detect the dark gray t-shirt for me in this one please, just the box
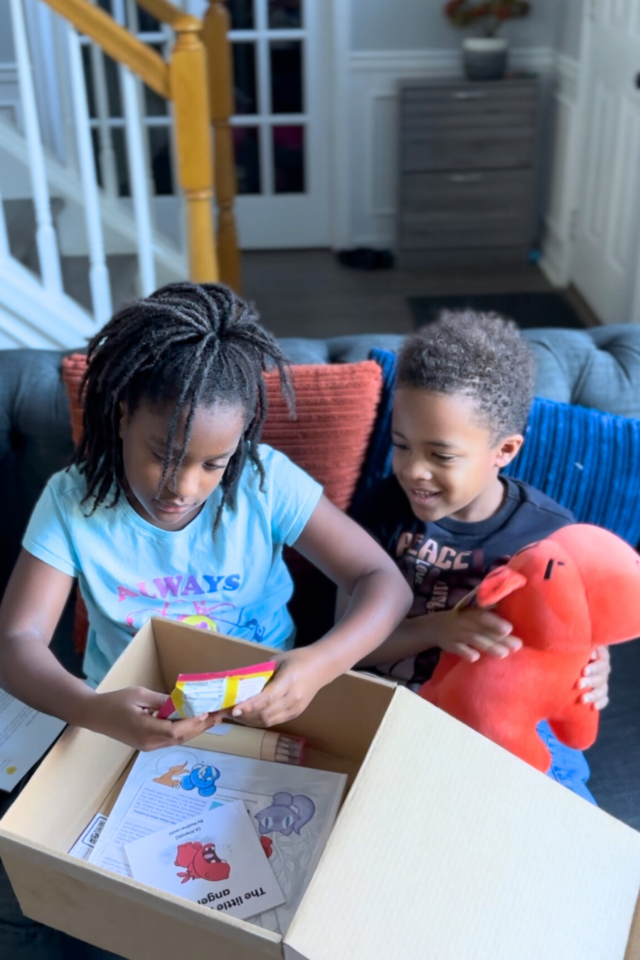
[354,474,574,687]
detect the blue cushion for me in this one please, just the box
[504,397,640,545]
[359,349,640,546]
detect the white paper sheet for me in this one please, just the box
[0,689,66,792]
[68,812,108,861]
[91,745,347,933]
[125,802,285,921]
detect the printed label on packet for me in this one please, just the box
[157,662,276,720]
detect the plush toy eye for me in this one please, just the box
[543,559,565,580]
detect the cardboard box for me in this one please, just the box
[1,618,640,960]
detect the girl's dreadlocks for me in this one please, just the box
[72,282,294,530]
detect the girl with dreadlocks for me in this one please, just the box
[0,283,411,750]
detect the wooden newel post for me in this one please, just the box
[203,0,241,293]
[170,15,219,284]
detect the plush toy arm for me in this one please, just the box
[547,700,599,751]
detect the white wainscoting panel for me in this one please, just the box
[344,46,555,251]
[540,53,581,286]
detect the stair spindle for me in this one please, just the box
[65,20,112,324]
[9,0,64,294]
[121,64,157,296]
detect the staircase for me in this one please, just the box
[0,0,239,349]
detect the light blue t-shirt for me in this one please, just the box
[23,446,323,686]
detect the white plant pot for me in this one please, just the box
[462,36,508,81]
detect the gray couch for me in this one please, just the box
[0,326,638,819]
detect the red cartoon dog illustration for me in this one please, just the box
[174,841,231,883]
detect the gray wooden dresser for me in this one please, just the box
[397,77,539,269]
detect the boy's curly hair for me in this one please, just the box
[397,311,535,440]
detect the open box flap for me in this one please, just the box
[283,687,640,960]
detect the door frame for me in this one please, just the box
[226,0,351,250]
[568,0,640,324]
[328,0,351,250]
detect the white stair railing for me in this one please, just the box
[0,186,10,259]
[0,0,194,347]
[10,0,64,295]
[65,17,113,324]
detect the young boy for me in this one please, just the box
[339,312,609,801]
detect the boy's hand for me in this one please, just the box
[229,648,327,728]
[80,687,219,751]
[436,607,522,662]
[578,646,610,710]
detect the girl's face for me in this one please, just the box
[119,399,246,530]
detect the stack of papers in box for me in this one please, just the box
[89,744,347,933]
[126,801,286,921]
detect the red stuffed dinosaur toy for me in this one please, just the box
[419,524,640,772]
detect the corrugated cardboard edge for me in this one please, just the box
[281,683,404,960]
[0,827,283,957]
[625,889,640,960]
[283,687,640,960]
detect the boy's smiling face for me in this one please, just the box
[392,388,523,524]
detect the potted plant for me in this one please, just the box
[444,1,531,80]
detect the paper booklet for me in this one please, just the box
[125,802,285,921]
[0,688,66,793]
[89,744,347,934]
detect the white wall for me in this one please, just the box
[539,1,585,285]
[556,0,584,59]
[341,0,563,250]
[350,0,562,51]
[0,0,15,62]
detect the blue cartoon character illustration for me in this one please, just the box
[181,763,221,798]
[255,792,315,836]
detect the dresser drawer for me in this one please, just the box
[402,123,536,172]
[401,81,537,119]
[398,169,534,250]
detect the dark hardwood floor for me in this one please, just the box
[240,250,598,339]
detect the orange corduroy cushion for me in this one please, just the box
[61,354,383,653]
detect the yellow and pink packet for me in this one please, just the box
[157,661,276,720]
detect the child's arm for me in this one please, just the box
[347,590,611,707]
[230,496,413,727]
[0,550,216,750]
[347,598,522,665]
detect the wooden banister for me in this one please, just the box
[135,0,192,30]
[41,0,170,98]
[203,0,241,292]
[171,17,219,283]
[36,0,226,286]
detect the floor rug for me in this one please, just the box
[408,291,585,330]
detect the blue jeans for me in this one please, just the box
[538,720,596,805]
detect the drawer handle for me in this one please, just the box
[448,173,484,183]
[452,90,486,100]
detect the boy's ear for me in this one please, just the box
[494,434,524,469]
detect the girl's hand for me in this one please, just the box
[436,607,522,662]
[229,648,327,728]
[578,646,610,710]
[80,687,219,751]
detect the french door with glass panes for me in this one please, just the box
[228,0,331,248]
